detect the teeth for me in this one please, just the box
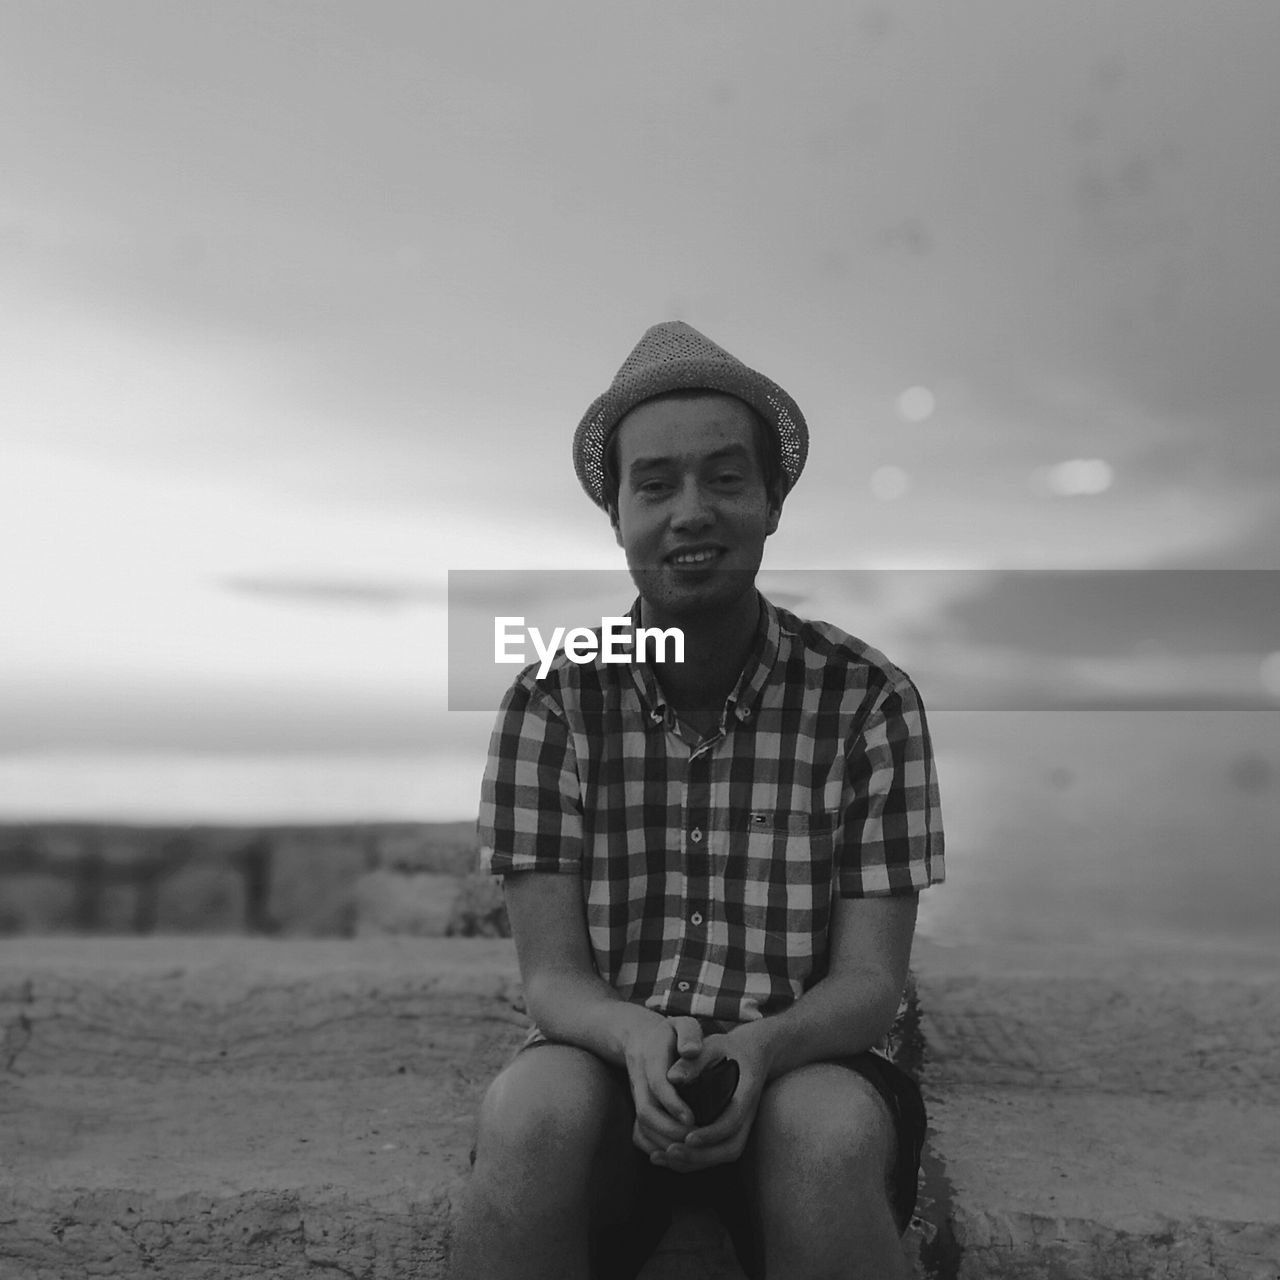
[670,549,718,565]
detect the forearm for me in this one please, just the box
[730,965,905,1082]
[727,891,919,1080]
[522,965,669,1067]
[503,870,671,1066]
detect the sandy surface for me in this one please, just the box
[2,933,1278,1279]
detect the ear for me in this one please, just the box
[608,505,623,547]
[764,493,783,537]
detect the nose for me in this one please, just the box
[669,477,714,532]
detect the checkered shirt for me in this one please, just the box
[478,594,944,1033]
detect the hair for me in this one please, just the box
[601,390,784,517]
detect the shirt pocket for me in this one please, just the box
[731,811,836,965]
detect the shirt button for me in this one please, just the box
[690,828,703,843]
[737,706,751,721]
[677,981,691,993]
[690,912,703,926]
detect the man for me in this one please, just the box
[452,322,944,1280]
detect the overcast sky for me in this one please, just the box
[2,1,1278,819]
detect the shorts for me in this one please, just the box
[520,1043,926,1280]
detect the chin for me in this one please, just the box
[635,568,758,622]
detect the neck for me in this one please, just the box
[640,591,761,717]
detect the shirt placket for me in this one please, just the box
[671,733,715,1005]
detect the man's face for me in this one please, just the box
[609,393,781,624]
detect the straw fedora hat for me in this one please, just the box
[572,321,809,509]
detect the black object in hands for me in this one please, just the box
[675,1057,740,1126]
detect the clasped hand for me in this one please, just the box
[625,1015,766,1172]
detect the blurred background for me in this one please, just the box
[2,1,1277,949]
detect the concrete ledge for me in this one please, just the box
[2,1077,465,1279]
[911,937,1280,1280]
[2,936,1278,1279]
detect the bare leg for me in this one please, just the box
[449,1045,639,1280]
[748,1064,910,1280]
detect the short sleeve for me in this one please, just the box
[836,676,945,896]
[477,674,584,877]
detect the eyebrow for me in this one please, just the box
[626,444,753,474]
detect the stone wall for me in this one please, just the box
[0,822,506,939]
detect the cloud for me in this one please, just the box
[944,571,1280,657]
[218,575,445,609]
[0,669,490,754]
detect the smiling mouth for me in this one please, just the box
[666,548,723,566]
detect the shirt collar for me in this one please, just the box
[626,591,784,727]
[728,592,783,722]
[626,599,667,723]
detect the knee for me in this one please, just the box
[473,1046,621,1171]
[754,1064,895,1193]
[751,1067,907,1275]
